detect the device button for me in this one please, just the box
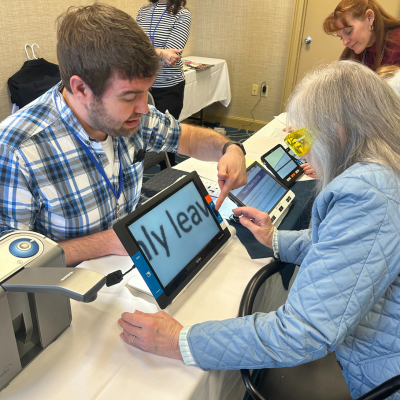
[9,238,40,258]
[209,200,223,223]
[279,206,284,212]
[291,173,295,178]
[286,196,292,202]
[271,216,276,221]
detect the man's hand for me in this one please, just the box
[215,145,247,210]
[232,207,274,248]
[118,310,184,360]
[178,125,247,210]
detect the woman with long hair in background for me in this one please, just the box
[324,0,400,71]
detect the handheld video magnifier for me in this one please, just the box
[260,144,303,187]
[228,161,295,227]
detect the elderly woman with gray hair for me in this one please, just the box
[118,61,400,399]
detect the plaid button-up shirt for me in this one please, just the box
[0,83,180,241]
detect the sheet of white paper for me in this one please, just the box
[266,126,287,140]
[274,112,287,125]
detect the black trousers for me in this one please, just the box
[151,80,185,167]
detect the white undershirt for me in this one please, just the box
[99,135,114,179]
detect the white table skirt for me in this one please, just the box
[0,240,272,400]
[179,56,231,121]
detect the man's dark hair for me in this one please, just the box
[56,3,160,98]
[149,0,187,15]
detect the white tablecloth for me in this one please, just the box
[0,116,301,400]
[0,243,272,400]
[180,56,231,121]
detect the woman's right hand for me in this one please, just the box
[283,126,293,133]
[159,48,182,67]
[232,207,274,248]
[301,163,318,179]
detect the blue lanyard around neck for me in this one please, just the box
[149,3,167,46]
[65,123,124,201]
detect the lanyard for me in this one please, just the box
[64,122,124,218]
[149,3,167,46]
[54,88,124,218]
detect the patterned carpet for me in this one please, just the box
[143,126,255,183]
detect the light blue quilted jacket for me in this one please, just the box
[185,163,400,399]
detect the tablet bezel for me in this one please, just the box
[228,161,290,214]
[113,171,231,309]
[260,144,303,187]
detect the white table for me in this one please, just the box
[0,117,299,400]
[0,242,280,400]
[180,56,231,121]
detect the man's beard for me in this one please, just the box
[87,97,139,138]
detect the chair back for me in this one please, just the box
[147,92,155,106]
[143,92,171,171]
[143,151,171,171]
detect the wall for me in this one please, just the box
[194,0,295,126]
[0,0,294,125]
[0,0,196,122]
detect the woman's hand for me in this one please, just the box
[301,162,318,179]
[283,126,294,133]
[118,310,184,360]
[159,48,182,67]
[232,207,274,248]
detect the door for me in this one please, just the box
[296,0,345,84]
[282,0,400,110]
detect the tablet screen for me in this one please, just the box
[230,163,287,213]
[127,181,221,287]
[264,146,298,180]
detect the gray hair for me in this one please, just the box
[286,60,400,191]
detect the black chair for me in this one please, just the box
[141,162,187,200]
[140,149,187,201]
[238,260,400,400]
[138,92,187,202]
[143,150,171,171]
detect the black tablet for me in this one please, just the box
[228,161,295,226]
[260,144,303,187]
[113,171,231,309]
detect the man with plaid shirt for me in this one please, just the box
[0,4,246,266]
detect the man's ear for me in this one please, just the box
[69,75,93,105]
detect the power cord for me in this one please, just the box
[242,80,266,133]
[106,265,136,287]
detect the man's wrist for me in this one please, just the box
[222,141,246,156]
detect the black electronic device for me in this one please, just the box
[113,171,231,309]
[260,144,303,187]
[228,161,295,227]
